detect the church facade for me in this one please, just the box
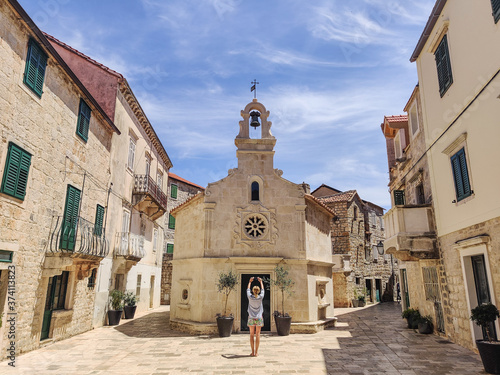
[169,100,335,334]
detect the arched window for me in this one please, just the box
[251,181,260,201]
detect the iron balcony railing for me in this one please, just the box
[133,174,168,211]
[115,232,146,259]
[47,215,109,258]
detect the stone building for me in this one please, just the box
[0,0,119,355]
[44,34,172,322]
[312,186,394,307]
[169,99,335,334]
[161,172,204,305]
[383,0,500,350]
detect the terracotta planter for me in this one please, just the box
[123,305,137,319]
[107,310,122,326]
[476,340,500,374]
[275,315,292,336]
[216,316,234,337]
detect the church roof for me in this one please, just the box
[170,192,204,216]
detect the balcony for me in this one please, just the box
[383,204,438,261]
[132,175,168,220]
[114,232,146,262]
[46,216,109,260]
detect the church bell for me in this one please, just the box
[250,111,261,129]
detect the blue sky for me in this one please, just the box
[19,0,436,209]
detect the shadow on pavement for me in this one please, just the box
[221,354,253,359]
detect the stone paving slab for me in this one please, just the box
[0,303,485,375]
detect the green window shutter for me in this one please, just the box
[94,204,105,236]
[1,143,32,200]
[168,214,176,229]
[76,99,91,141]
[435,35,453,97]
[492,0,500,23]
[171,184,178,199]
[60,185,81,250]
[23,39,48,97]
[394,190,405,206]
[167,243,174,254]
[451,148,471,201]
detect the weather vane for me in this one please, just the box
[250,79,259,99]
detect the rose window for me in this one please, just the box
[244,214,268,239]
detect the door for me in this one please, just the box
[365,279,372,302]
[41,277,56,340]
[375,279,381,302]
[150,275,155,308]
[471,255,496,340]
[60,185,81,251]
[241,274,270,332]
[401,269,410,309]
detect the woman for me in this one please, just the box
[247,276,265,357]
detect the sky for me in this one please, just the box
[19,0,437,209]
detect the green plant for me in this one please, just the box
[109,289,124,310]
[216,270,239,317]
[267,265,295,316]
[471,303,500,342]
[401,308,419,319]
[123,291,137,307]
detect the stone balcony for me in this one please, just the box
[132,174,168,221]
[383,204,438,261]
[114,232,146,262]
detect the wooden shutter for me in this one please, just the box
[394,190,405,206]
[76,99,91,141]
[60,185,81,250]
[94,204,105,236]
[24,39,47,97]
[451,148,471,201]
[171,184,178,199]
[167,244,174,254]
[168,214,176,229]
[1,143,32,200]
[492,0,500,22]
[435,35,453,97]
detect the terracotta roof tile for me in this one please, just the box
[168,172,205,190]
[317,190,357,204]
[305,194,335,216]
[385,115,408,123]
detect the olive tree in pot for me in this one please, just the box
[123,291,138,319]
[215,270,239,337]
[401,308,420,329]
[268,265,295,336]
[108,290,124,326]
[470,303,500,374]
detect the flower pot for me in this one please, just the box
[275,315,292,336]
[107,310,122,326]
[216,316,234,337]
[476,340,500,374]
[352,299,359,308]
[358,300,366,307]
[418,322,433,334]
[123,305,137,319]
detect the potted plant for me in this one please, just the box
[470,303,500,374]
[268,265,295,336]
[418,315,433,334]
[352,289,359,308]
[107,289,124,326]
[215,270,239,337]
[358,290,366,307]
[123,291,138,319]
[401,308,420,329]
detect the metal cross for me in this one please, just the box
[250,79,259,99]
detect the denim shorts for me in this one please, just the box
[247,317,264,327]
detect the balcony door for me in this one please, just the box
[60,185,81,251]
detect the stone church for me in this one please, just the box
[169,99,336,334]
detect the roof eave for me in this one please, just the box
[410,0,447,62]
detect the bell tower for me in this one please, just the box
[235,99,276,172]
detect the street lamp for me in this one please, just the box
[376,240,384,255]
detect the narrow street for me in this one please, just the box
[0,303,484,375]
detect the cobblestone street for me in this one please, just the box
[0,303,484,375]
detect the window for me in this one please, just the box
[372,245,378,262]
[168,214,175,229]
[23,39,47,97]
[353,206,357,220]
[136,274,142,297]
[171,183,178,199]
[394,131,402,159]
[394,190,405,205]
[87,268,97,289]
[167,243,174,254]
[52,271,69,310]
[422,267,440,301]
[451,148,471,202]
[492,0,500,23]
[94,204,105,236]
[251,181,260,201]
[435,35,453,97]
[76,99,91,141]
[127,137,136,170]
[153,228,158,251]
[60,185,81,251]
[356,277,361,285]
[1,142,32,200]
[122,209,130,233]
[416,183,425,205]
[379,216,384,229]
[409,104,419,136]
[157,171,163,190]
[365,247,371,261]
[145,154,151,177]
[0,250,13,263]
